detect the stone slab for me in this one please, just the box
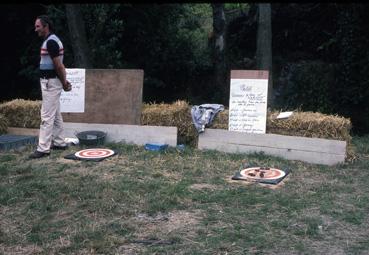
[63,122,177,146]
[7,123,177,147]
[7,127,39,136]
[0,134,37,151]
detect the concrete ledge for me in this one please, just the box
[7,123,177,147]
[7,127,39,136]
[63,122,177,146]
[198,129,346,166]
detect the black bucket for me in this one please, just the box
[76,130,106,146]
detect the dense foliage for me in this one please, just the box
[1,3,369,133]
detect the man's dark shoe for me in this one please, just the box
[29,150,50,159]
[51,144,68,150]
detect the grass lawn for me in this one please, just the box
[1,135,369,254]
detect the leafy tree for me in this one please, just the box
[119,4,213,103]
[46,4,124,68]
[81,4,124,68]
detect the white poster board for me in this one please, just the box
[60,68,85,113]
[229,70,268,133]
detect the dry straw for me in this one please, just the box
[0,113,8,134]
[141,100,198,146]
[267,110,354,160]
[0,99,41,128]
[142,101,353,160]
[1,99,353,159]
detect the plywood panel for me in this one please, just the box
[198,129,346,165]
[62,69,143,125]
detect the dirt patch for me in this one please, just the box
[117,209,204,254]
[272,209,369,254]
[0,244,43,255]
[63,165,122,180]
[64,166,91,176]
[226,175,289,190]
[45,236,72,252]
[0,206,19,238]
[134,209,203,235]
[189,183,221,191]
[55,158,81,165]
[117,243,145,255]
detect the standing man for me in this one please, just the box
[29,15,72,159]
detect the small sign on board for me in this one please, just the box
[276,111,293,119]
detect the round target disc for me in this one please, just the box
[240,167,286,181]
[75,148,115,159]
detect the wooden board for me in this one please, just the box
[62,69,143,125]
[231,70,269,80]
[198,129,346,166]
[63,122,177,146]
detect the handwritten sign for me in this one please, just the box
[60,68,85,113]
[229,71,268,133]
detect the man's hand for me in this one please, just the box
[63,81,72,92]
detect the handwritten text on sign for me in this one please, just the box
[228,78,268,133]
[60,68,85,113]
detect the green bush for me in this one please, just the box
[275,60,336,114]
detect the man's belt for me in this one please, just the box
[40,70,57,79]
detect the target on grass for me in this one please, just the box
[232,166,289,184]
[75,148,115,159]
[240,167,286,180]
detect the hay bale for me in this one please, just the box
[213,109,351,140]
[267,110,351,141]
[141,100,198,146]
[141,102,353,159]
[267,110,354,160]
[0,99,41,128]
[0,113,8,134]
[3,98,352,160]
[211,109,229,129]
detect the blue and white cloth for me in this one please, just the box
[191,104,224,133]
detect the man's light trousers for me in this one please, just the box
[37,78,66,153]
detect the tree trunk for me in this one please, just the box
[211,3,227,104]
[256,3,273,106]
[65,4,93,68]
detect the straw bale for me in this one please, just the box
[211,110,229,129]
[141,100,198,146]
[0,113,8,134]
[267,110,351,141]
[213,109,351,141]
[1,98,353,160]
[142,102,353,160]
[267,110,353,160]
[0,99,41,128]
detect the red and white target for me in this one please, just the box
[240,167,286,181]
[75,148,115,159]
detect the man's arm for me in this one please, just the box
[47,39,71,91]
[52,57,71,91]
